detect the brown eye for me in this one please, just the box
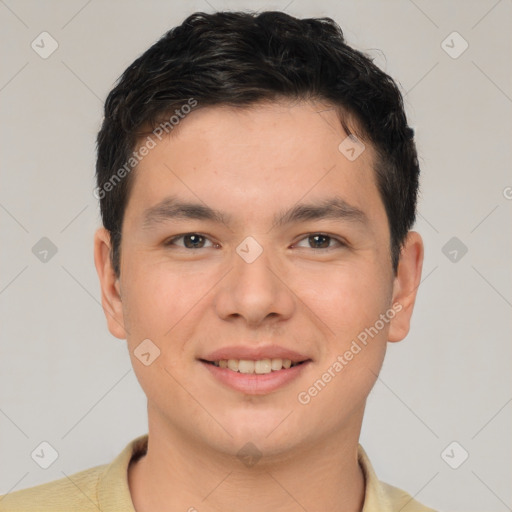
[166,233,215,249]
[309,234,331,249]
[295,233,345,250]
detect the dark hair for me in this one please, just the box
[96,10,419,277]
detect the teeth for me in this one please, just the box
[271,358,283,370]
[255,359,272,374]
[238,360,255,374]
[212,358,299,373]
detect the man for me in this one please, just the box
[0,10,435,512]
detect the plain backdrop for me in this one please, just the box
[1,1,511,511]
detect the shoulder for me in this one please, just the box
[378,480,438,512]
[0,463,107,512]
[357,444,438,512]
[0,435,147,512]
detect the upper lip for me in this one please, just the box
[201,345,311,363]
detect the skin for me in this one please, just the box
[94,99,424,512]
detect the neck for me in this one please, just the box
[129,412,366,512]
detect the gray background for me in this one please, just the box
[1,1,511,510]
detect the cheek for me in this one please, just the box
[295,268,390,415]
[122,257,210,335]
[295,261,392,341]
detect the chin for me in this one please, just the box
[216,407,305,450]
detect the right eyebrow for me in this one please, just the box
[141,196,231,230]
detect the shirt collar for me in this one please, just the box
[357,443,396,511]
[97,434,147,512]
[97,434,399,512]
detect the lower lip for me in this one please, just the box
[200,361,311,395]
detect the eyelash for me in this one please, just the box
[164,233,347,251]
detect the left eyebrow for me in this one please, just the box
[141,195,368,230]
[272,196,369,228]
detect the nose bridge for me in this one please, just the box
[214,235,295,326]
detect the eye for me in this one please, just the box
[294,233,346,250]
[165,233,217,249]
[164,232,345,251]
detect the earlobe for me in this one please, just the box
[387,231,424,343]
[93,227,127,340]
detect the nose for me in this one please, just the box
[213,240,296,329]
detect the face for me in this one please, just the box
[95,100,423,459]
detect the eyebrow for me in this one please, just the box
[141,195,368,230]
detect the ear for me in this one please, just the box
[387,231,424,343]
[93,227,127,340]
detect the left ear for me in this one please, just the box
[388,231,424,343]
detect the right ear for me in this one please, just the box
[93,227,127,339]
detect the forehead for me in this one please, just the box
[149,100,369,169]
[124,100,384,230]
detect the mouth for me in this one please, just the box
[198,349,312,394]
[200,358,308,374]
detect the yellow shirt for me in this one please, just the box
[0,434,437,511]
